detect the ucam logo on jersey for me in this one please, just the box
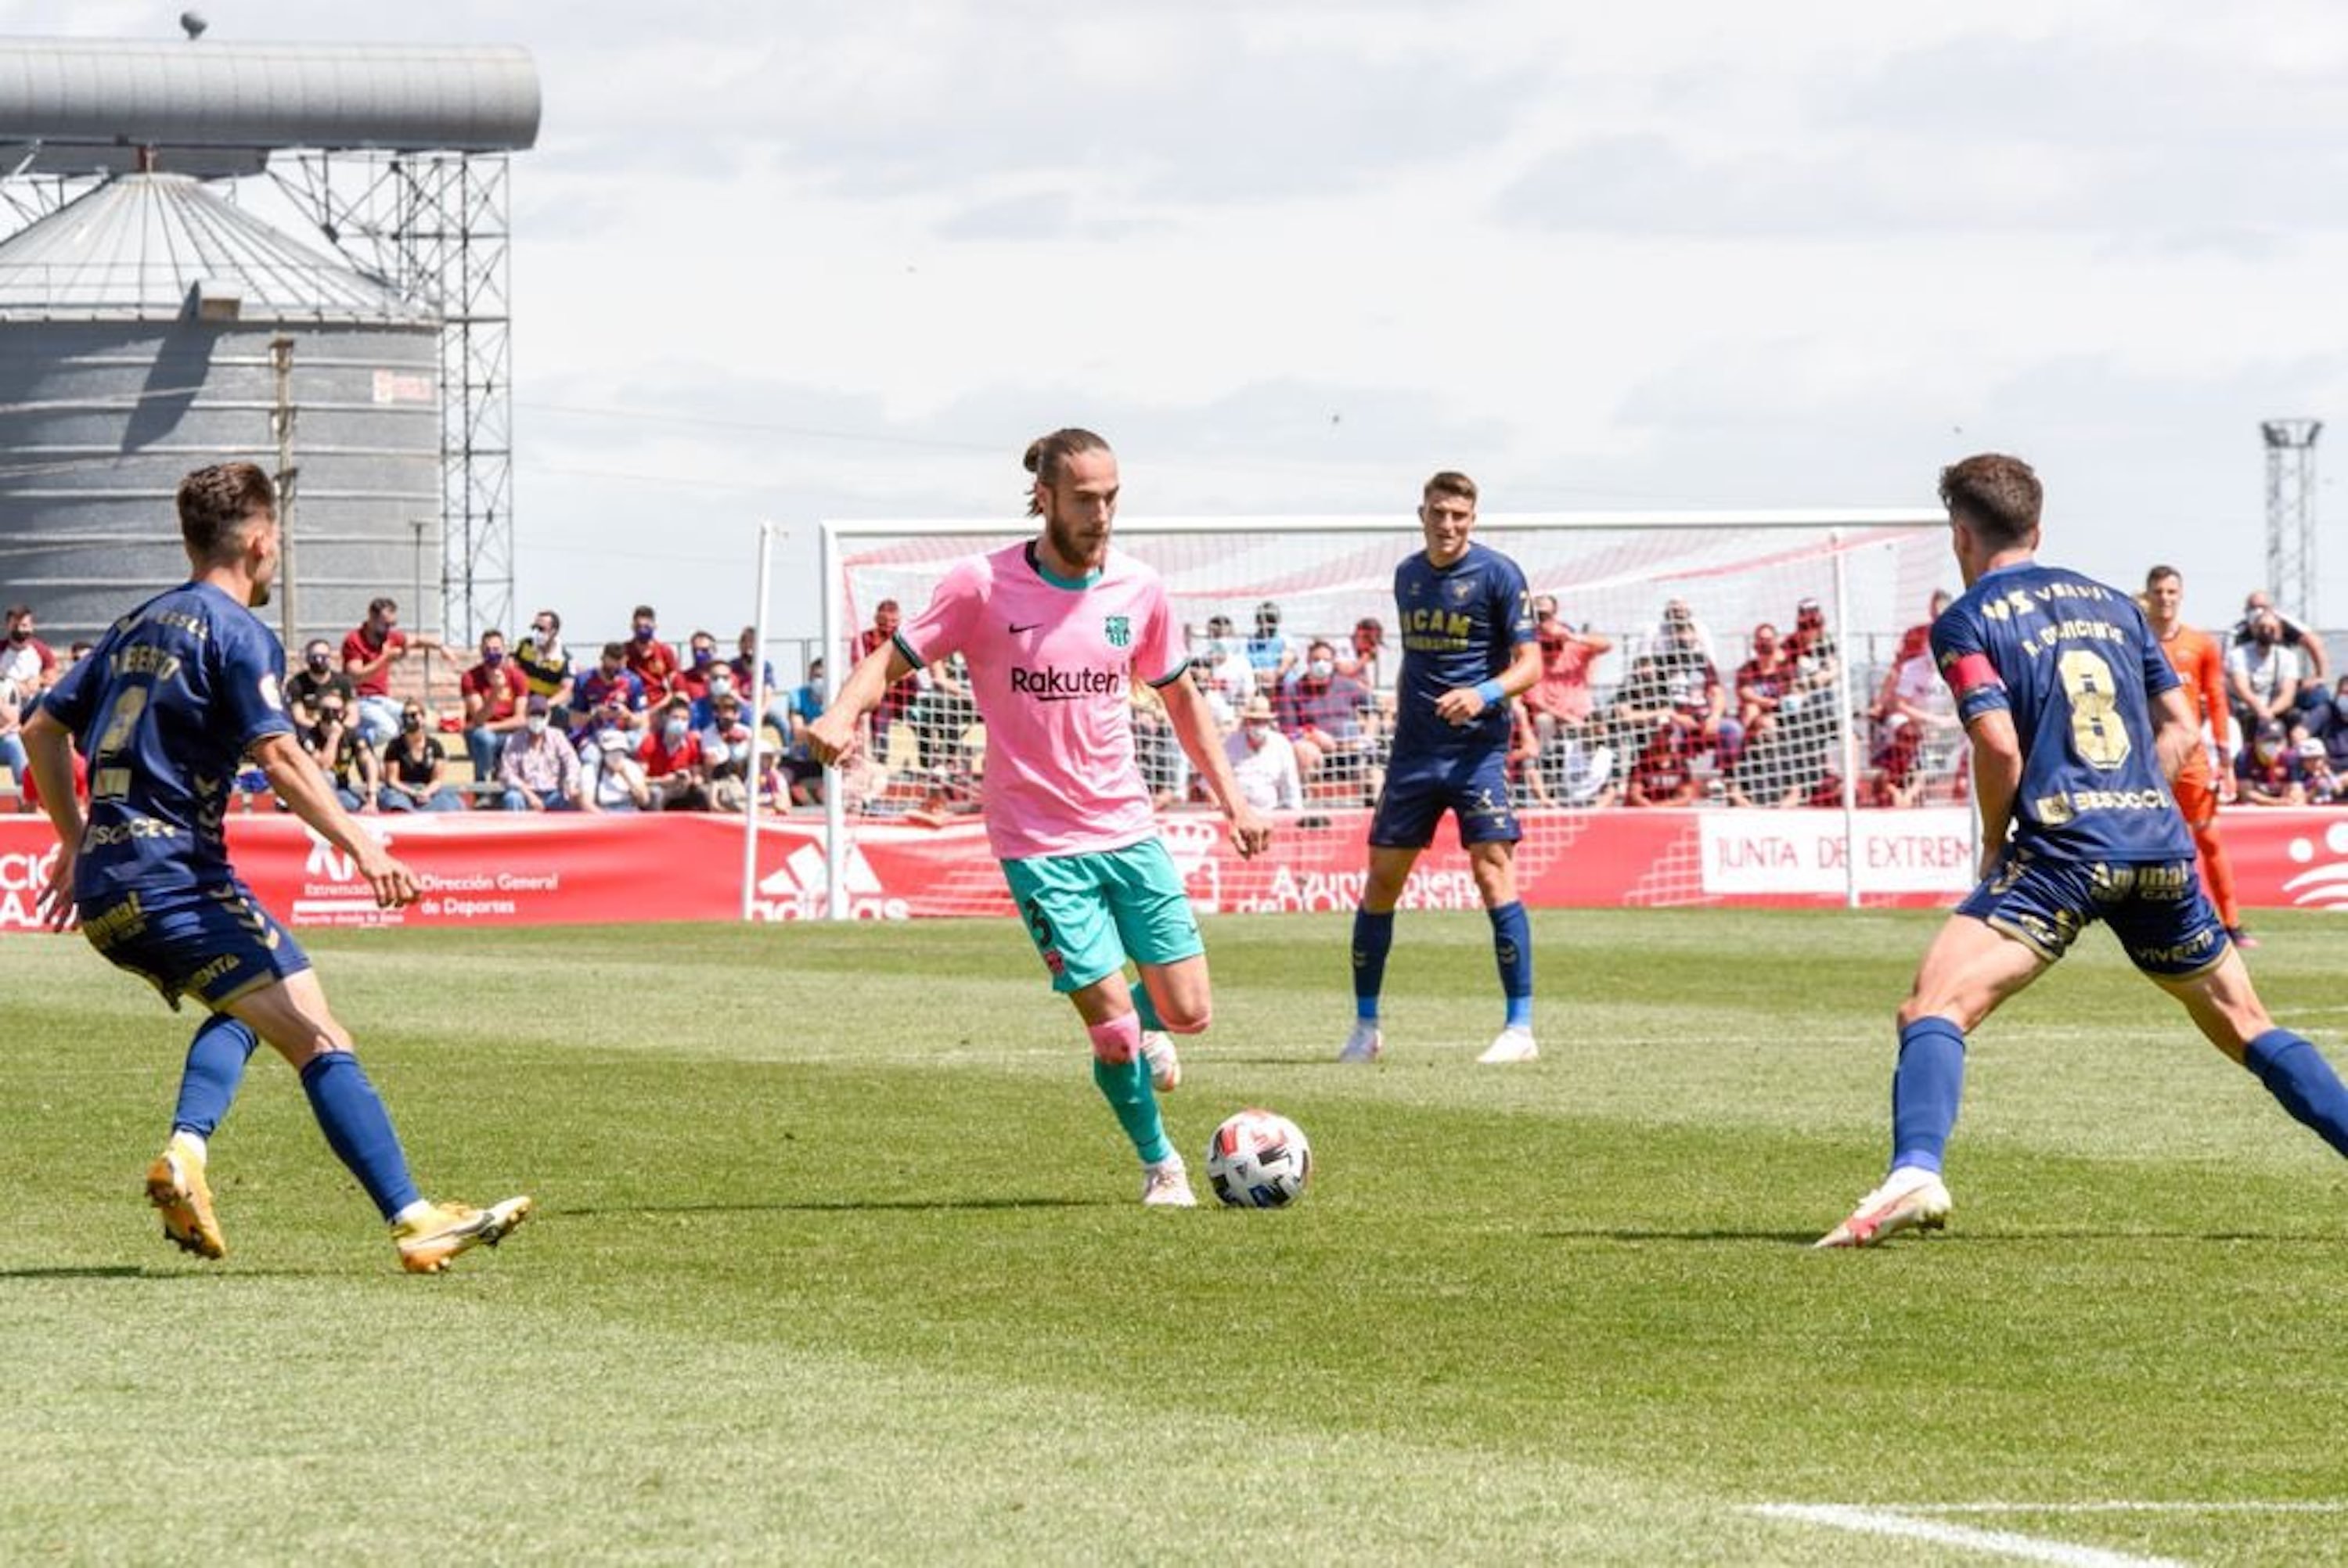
[751,836,908,921]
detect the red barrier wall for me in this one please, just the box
[2,809,2343,932]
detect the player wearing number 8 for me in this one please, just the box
[23,462,531,1272]
[1817,452,2348,1246]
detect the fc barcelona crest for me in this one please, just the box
[1104,614,1132,648]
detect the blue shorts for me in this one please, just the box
[77,882,312,1012]
[1956,847,2228,978]
[1368,745,1520,851]
[1001,838,1204,994]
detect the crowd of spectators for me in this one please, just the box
[7,579,2348,819]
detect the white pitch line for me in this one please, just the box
[1750,1504,2187,1566]
[1904,1502,2348,1516]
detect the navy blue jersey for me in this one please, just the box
[1391,542,1534,756]
[39,582,297,901]
[1932,562,2191,863]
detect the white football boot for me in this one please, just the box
[1338,1020,1384,1064]
[1476,1025,1539,1065]
[1813,1165,1953,1249]
[1140,1153,1197,1207]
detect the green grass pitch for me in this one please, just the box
[2,908,2345,1563]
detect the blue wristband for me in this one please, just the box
[1473,678,1505,707]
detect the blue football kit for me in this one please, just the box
[1935,562,2222,976]
[41,581,312,1008]
[1352,538,1540,1043]
[1369,542,1536,851]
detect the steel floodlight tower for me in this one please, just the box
[2262,419,2322,624]
[274,150,519,645]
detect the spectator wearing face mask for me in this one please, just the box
[1192,614,1255,714]
[1223,693,1302,811]
[2227,608,2313,741]
[624,604,681,706]
[697,690,755,812]
[582,710,653,811]
[513,609,574,708]
[2299,736,2346,805]
[674,629,722,705]
[1523,595,1612,751]
[732,626,785,734]
[286,637,356,727]
[2232,591,2331,704]
[574,642,646,724]
[377,700,466,811]
[460,629,531,789]
[1278,638,1381,799]
[689,662,747,731]
[1244,600,1296,682]
[304,692,381,813]
[1,605,59,694]
[639,694,710,810]
[2235,718,2308,806]
[496,696,590,811]
[1,669,31,789]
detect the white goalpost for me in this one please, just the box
[752,507,1964,920]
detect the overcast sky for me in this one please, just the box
[8,0,2348,667]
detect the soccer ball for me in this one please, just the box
[1205,1109,1313,1209]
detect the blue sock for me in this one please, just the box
[1489,900,1533,1029]
[171,1012,261,1140]
[1890,1017,1967,1174]
[298,1052,421,1221]
[2242,1029,2348,1160]
[1352,909,1394,1021]
[1091,1057,1172,1166]
[1126,979,1166,1034]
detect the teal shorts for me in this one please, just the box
[1001,838,1204,994]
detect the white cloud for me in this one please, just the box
[2,0,2344,645]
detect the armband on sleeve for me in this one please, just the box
[1942,652,2009,723]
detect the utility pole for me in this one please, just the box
[271,335,299,646]
[2262,418,2321,623]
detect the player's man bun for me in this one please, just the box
[1024,428,1113,516]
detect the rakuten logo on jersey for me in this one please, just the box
[752,839,908,921]
[0,846,63,930]
[1009,667,1121,702]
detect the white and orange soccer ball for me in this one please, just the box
[1205,1109,1313,1209]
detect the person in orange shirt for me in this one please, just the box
[2144,565,2251,949]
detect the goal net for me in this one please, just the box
[770,509,1961,917]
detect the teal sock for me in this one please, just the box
[1088,1014,1172,1165]
[1126,980,1166,1034]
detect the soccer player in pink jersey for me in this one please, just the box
[808,430,1272,1206]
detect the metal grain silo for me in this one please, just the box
[0,170,441,646]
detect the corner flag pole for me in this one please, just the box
[740,520,780,922]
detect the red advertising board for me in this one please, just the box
[2,808,2345,933]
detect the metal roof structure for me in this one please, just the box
[0,170,426,322]
[0,38,539,175]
